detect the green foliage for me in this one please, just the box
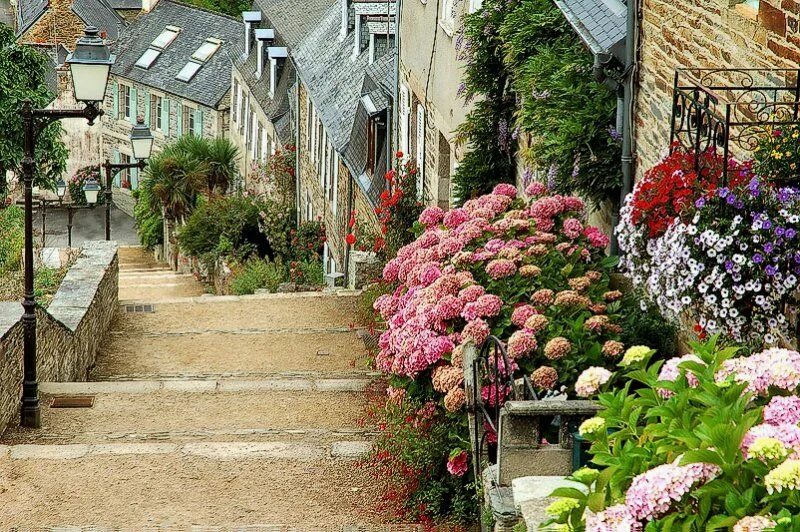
[619,294,679,359]
[132,186,163,249]
[0,205,24,274]
[0,25,67,194]
[248,144,297,208]
[753,123,800,181]
[178,0,249,17]
[454,0,620,206]
[288,259,324,286]
[356,281,393,329]
[177,195,270,264]
[229,258,287,295]
[289,219,325,264]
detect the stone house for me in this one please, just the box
[15,0,125,47]
[101,0,242,214]
[229,0,394,282]
[397,0,474,208]
[633,0,800,174]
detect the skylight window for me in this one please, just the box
[135,48,161,69]
[192,38,222,62]
[152,26,181,49]
[176,61,202,82]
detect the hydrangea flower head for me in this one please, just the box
[765,459,800,494]
[575,367,613,397]
[572,467,599,484]
[585,504,640,532]
[733,516,776,532]
[625,462,720,520]
[764,395,800,426]
[545,497,580,516]
[747,437,788,462]
[620,345,653,367]
[579,416,605,436]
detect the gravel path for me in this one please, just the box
[0,246,392,528]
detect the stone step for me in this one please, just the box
[41,378,370,394]
[23,526,420,531]
[118,284,207,301]
[4,388,367,444]
[119,271,194,279]
[0,450,385,527]
[93,328,370,378]
[109,295,360,334]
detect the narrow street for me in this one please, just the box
[0,246,386,528]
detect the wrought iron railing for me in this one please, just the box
[670,68,800,184]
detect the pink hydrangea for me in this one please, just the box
[717,348,800,395]
[584,226,610,248]
[585,504,641,532]
[525,181,548,198]
[437,236,465,257]
[382,258,401,282]
[434,295,464,321]
[507,330,537,359]
[443,208,471,229]
[563,196,586,213]
[462,294,502,321]
[741,423,800,459]
[625,462,720,521]
[656,354,704,397]
[575,366,612,397]
[463,319,490,345]
[447,450,469,477]
[486,258,517,279]
[492,183,517,198]
[459,284,485,303]
[563,218,584,239]
[419,206,445,228]
[511,304,538,327]
[764,396,800,426]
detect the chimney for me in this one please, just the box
[351,14,361,59]
[254,28,274,79]
[267,46,287,97]
[339,0,350,41]
[242,11,262,56]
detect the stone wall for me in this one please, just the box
[635,0,800,174]
[0,241,118,433]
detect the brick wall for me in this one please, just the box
[636,0,800,173]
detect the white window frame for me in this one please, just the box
[468,0,482,13]
[399,84,410,158]
[440,0,456,36]
[416,104,426,201]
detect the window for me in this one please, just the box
[232,78,238,123]
[135,48,161,69]
[366,118,376,176]
[399,84,410,157]
[238,88,245,135]
[468,0,482,13]
[192,38,222,62]
[150,94,163,131]
[120,153,131,188]
[182,105,194,134]
[440,0,456,36]
[119,84,131,120]
[176,61,202,82]
[152,26,180,49]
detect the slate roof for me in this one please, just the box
[16,0,124,41]
[111,0,243,108]
[553,0,626,61]
[106,0,142,9]
[15,0,49,37]
[72,0,125,41]
[293,3,373,177]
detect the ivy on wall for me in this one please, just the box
[453,0,621,207]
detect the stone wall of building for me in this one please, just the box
[19,0,85,47]
[0,240,118,433]
[635,0,800,174]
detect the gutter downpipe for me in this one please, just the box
[610,0,637,255]
[394,0,402,158]
[294,65,302,229]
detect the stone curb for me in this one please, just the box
[118,290,362,306]
[40,378,371,394]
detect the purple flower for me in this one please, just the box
[764,219,773,230]
[767,265,778,276]
[735,200,744,209]
[547,163,558,190]
[725,260,734,272]
[777,227,786,237]
[754,254,764,264]
[695,197,706,208]
[607,125,623,141]
[788,228,797,239]
[764,242,775,254]
[718,187,730,199]
[726,194,736,205]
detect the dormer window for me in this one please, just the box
[242,11,262,56]
[135,48,161,69]
[176,61,202,82]
[152,26,181,49]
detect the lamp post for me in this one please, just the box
[19,26,114,428]
[103,117,153,240]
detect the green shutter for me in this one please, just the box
[193,109,203,137]
[143,91,151,127]
[113,150,121,188]
[162,98,170,135]
[176,102,183,137]
[130,87,138,124]
[112,81,119,118]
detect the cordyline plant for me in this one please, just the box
[545,337,800,531]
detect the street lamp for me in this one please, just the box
[103,117,153,240]
[19,26,114,428]
[82,176,101,206]
[55,177,67,202]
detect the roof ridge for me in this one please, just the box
[161,0,243,23]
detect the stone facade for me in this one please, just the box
[16,0,86,47]
[297,82,379,279]
[101,74,229,195]
[0,240,118,434]
[635,0,800,174]
[399,0,473,208]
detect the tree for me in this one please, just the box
[0,24,68,196]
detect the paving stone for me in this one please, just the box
[89,443,178,455]
[10,444,90,459]
[330,441,372,459]
[181,442,326,460]
[315,379,370,392]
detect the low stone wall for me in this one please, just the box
[0,241,118,433]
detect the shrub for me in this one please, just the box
[290,219,326,264]
[288,259,324,286]
[0,205,24,274]
[68,165,104,206]
[132,186,163,249]
[229,258,287,295]
[546,338,800,530]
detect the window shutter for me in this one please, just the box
[194,109,203,137]
[112,81,119,119]
[400,85,410,156]
[161,98,170,135]
[130,87,138,124]
[143,91,151,127]
[416,104,426,201]
[176,102,183,137]
[332,152,338,216]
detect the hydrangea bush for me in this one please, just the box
[544,338,800,530]
[619,145,800,347]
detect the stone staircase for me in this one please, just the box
[0,247,396,529]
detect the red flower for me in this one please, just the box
[346,233,356,246]
[395,150,404,158]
